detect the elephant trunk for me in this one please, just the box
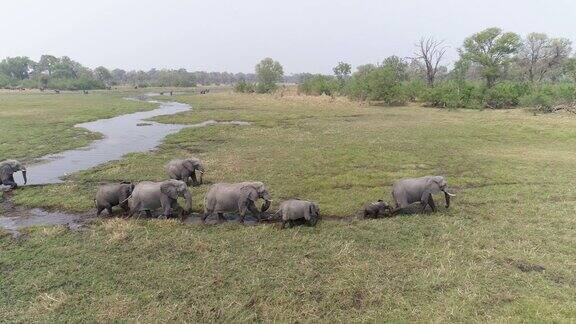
[260,199,271,213]
[443,191,454,208]
[183,190,192,212]
[21,170,27,184]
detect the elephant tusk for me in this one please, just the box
[445,192,456,197]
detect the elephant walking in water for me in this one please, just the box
[166,157,204,186]
[203,181,272,223]
[391,176,455,214]
[129,180,192,219]
[95,182,135,216]
[274,199,320,228]
[0,160,27,189]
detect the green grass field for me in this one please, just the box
[2,90,576,321]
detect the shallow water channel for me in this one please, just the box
[1,96,249,232]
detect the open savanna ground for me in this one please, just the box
[2,90,576,321]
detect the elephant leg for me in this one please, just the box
[120,203,130,216]
[190,172,199,186]
[428,195,437,213]
[282,220,291,229]
[217,212,225,223]
[106,205,114,216]
[96,205,104,216]
[160,196,173,219]
[145,210,153,218]
[248,201,260,222]
[1,174,17,189]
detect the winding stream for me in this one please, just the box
[1,96,249,233]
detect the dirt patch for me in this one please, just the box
[507,259,546,273]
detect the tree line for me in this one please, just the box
[293,27,576,111]
[0,55,282,90]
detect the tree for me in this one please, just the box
[0,56,34,80]
[414,37,447,87]
[255,57,284,93]
[36,55,59,76]
[460,27,522,87]
[564,58,576,83]
[333,61,351,87]
[94,66,113,86]
[517,33,572,83]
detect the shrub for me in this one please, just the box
[423,81,483,109]
[298,75,338,96]
[520,89,555,112]
[234,80,255,93]
[405,79,428,102]
[483,82,530,108]
[520,84,576,112]
[346,64,408,105]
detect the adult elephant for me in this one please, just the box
[203,181,272,223]
[128,180,191,219]
[166,157,204,186]
[391,175,455,214]
[0,160,27,189]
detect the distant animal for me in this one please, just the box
[54,89,60,94]
[0,160,27,189]
[169,91,173,96]
[128,180,191,219]
[106,86,112,90]
[166,157,204,186]
[134,86,138,89]
[273,199,320,228]
[160,92,164,95]
[83,90,88,94]
[95,182,135,216]
[200,89,210,94]
[39,87,45,92]
[203,181,272,223]
[391,176,455,214]
[362,200,392,219]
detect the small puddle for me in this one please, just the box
[23,97,250,185]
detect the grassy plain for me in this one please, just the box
[2,90,576,321]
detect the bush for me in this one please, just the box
[423,81,483,109]
[520,89,555,112]
[256,82,277,94]
[519,84,576,112]
[234,80,255,93]
[346,65,408,105]
[298,75,338,96]
[483,82,530,108]
[405,79,428,102]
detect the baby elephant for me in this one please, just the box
[362,200,392,219]
[95,182,135,216]
[274,199,320,228]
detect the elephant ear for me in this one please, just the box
[0,165,10,180]
[240,186,259,202]
[160,182,179,199]
[427,177,443,194]
[182,160,196,172]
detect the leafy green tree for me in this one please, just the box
[36,55,59,76]
[333,61,351,88]
[94,66,113,86]
[564,58,576,83]
[0,56,34,80]
[255,57,284,93]
[460,27,522,87]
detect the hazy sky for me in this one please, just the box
[1,0,575,74]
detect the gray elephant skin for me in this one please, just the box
[0,159,27,189]
[391,175,455,214]
[362,200,392,219]
[274,199,320,228]
[95,182,135,216]
[203,181,272,223]
[129,179,192,218]
[166,157,204,186]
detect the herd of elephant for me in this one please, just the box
[0,158,455,228]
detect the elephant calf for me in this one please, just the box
[274,199,320,228]
[95,182,135,216]
[129,180,192,219]
[391,175,455,214]
[203,181,272,223]
[0,159,27,189]
[362,200,392,219]
[166,157,204,186]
